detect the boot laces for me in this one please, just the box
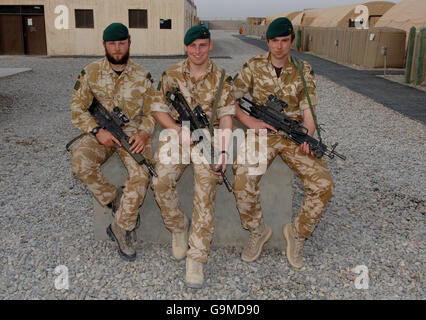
[247,230,262,250]
[294,231,304,255]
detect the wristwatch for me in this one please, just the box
[91,126,101,136]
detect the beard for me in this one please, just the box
[105,48,130,65]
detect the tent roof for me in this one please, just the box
[265,11,302,25]
[278,1,395,27]
[375,0,426,33]
[305,2,395,27]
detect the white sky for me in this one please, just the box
[194,0,401,20]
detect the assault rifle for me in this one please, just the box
[88,98,158,177]
[166,89,233,192]
[237,95,346,160]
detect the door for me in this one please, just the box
[0,14,25,54]
[23,15,46,55]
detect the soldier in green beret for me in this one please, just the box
[232,17,334,268]
[151,25,235,288]
[70,22,163,262]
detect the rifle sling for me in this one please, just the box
[65,133,84,151]
[208,68,226,137]
[291,56,322,142]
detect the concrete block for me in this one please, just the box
[94,126,293,250]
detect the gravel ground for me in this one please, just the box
[0,31,424,300]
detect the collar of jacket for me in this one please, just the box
[262,52,294,76]
[182,58,214,80]
[101,57,135,76]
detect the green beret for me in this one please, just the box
[103,23,129,41]
[266,17,294,39]
[184,25,210,45]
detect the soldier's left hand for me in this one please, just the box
[129,130,149,154]
[300,142,315,157]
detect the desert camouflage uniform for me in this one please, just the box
[71,57,158,231]
[232,52,334,239]
[151,58,235,263]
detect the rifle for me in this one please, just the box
[166,88,233,192]
[237,95,346,161]
[88,98,158,177]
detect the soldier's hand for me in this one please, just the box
[300,142,315,157]
[129,130,149,154]
[178,126,194,146]
[95,129,121,147]
[212,152,228,175]
[248,118,277,135]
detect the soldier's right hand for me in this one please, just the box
[248,118,277,135]
[95,128,121,147]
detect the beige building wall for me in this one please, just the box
[0,0,196,55]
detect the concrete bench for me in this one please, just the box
[94,124,293,251]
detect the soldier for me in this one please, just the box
[70,23,160,262]
[151,25,234,288]
[232,17,335,268]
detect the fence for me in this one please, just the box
[242,24,407,69]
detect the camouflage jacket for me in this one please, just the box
[152,58,235,125]
[71,57,158,135]
[232,53,318,121]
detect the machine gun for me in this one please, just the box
[166,88,233,192]
[88,98,157,177]
[237,95,346,161]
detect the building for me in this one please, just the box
[0,0,197,56]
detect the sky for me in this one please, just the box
[194,0,401,20]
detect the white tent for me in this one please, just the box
[375,0,426,33]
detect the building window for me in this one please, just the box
[160,19,172,29]
[75,9,94,28]
[129,9,147,28]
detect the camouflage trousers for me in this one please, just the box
[152,140,220,264]
[71,125,151,231]
[233,133,334,239]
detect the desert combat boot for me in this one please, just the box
[283,223,305,268]
[172,215,189,260]
[185,257,204,289]
[241,223,272,262]
[107,221,136,262]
